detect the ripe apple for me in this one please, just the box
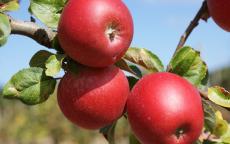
[127,72,204,144]
[58,0,134,67]
[57,65,129,129]
[207,0,230,32]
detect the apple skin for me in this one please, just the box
[127,72,204,144]
[57,65,129,129]
[58,0,134,67]
[207,0,230,32]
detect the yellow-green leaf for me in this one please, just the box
[213,111,229,137]
[208,86,230,108]
[0,0,19,12]
[0,13,10,46]
[45,54,65,77]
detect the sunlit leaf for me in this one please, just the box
[0,0,19,12]
[124,47,164,73]
[0,13,10,46]
[221,125,230,144]
[45,54,65,77]
[208,86,230,108]
[169,46,207,86]
[29,0,67,28]
[3,67,56,105]
[213,111,228,137]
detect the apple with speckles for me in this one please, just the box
[127,72,204,144]
[58,0,133,67]
[207,0,230,32]
[57,65,129,129]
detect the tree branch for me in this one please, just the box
[166,1,209,71]
[175,0,209,54]
[9,16,56,48]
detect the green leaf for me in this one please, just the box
[45,54,65,77]
[51,35,64,53]
[129,133,141,144]
[2,67,56,105]
[203,140,219,144]
[202,99,216,133]
[124,47,164,73]
[116,58,143,78]
[29,50,54,68]
[198,69,209,92]
[0,0,19,12]
[100,122,117,144]
[195,140,202,144]
[0,13,10,46]
[115,59,137,76]
[208,86,230,108]
[169,46,207,86]
[29,0,67,28]
[127,76,139,90]
[129,65,142,78]
[213,111,229,137]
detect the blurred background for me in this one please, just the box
[0,0,229,143]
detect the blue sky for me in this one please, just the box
[0,0,229,85]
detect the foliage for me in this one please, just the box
[0,0,229,144]
[29,0,67,28]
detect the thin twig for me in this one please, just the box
[9,16,56,48]
[166,1,209,71]
[175,0,208,54]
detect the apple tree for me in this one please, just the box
[0,0,230,144]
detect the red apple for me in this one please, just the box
[58,0,134,67]
[57,65,129,129]
[207,0,230,32]
[127,72,204,144]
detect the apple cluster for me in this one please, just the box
[57,0,133,129]
[57,0,204,143]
